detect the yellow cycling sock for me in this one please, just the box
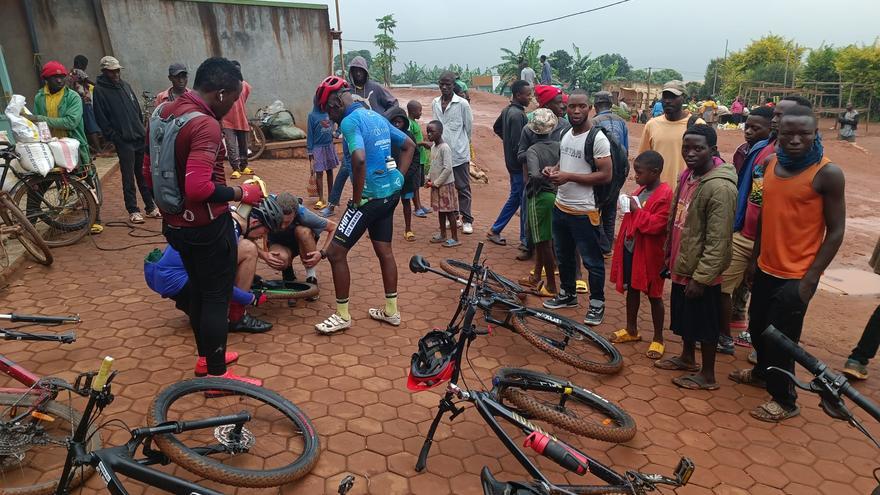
[385,292,398,316]
[336,298,351,321]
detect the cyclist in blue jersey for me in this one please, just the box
[313,76,416,335]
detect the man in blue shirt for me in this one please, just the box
[540,55,552,85]
[652,98,664,117]
[313,77,416,335]
[591,91,629,256]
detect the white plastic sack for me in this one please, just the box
[4,95,40,143]
[266,100,286,114]
[16,142,53,176]
[48,138,80,172]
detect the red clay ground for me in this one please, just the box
[0,88,877,494]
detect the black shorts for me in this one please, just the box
[401,162,420,198]
[670,282,722,344]
[332,193,400,249]
[268,228,318,258]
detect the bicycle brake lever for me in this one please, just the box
[767,366,813,391]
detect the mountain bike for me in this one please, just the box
[412,243,635,447]
[51,357,324,494]
[763,326,880,494]
[410,244,692,494]
[0,312,95,495]
[410,249,622,375]
[0,143,53,265]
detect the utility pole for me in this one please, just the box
[712,39,728,96]
[783,44,792,87]
[335,0,344,74]
[646,66,652,108]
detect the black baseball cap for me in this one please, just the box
[168,63,188,76]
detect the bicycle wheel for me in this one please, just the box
[254,280,320,300]
[0,393,101,495]
[247,123,266,161]
[494,368,636,443]
[440,258,526,294]
[12,174,96,247]
[80,163,103,206]
[0,196,53,265]
[511,308,622,375]
[148,378,320,488]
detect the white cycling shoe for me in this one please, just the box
[368,308,401,326]
[315,313,352,335]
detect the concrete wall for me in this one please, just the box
[0,0,331,126]
[101,0,331,125]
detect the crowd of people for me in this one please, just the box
[19,51,878,425]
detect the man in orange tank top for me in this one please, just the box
[733,105,846,423]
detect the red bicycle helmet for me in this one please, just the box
[315,76,349,111]
[406,330,457,391]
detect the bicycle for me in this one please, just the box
[410,244,693,494]
[410,248,622,375]
[0,312,98,495]
[0,144,53,265]
[412,243,635,446]
[250,276,319,307]
[763,326,880,494]
[48,357,324,494]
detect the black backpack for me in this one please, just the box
[584,126,629,213]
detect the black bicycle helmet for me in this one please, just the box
[250,195,284,232]
[407,330,457,391]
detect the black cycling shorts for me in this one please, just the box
[332,193,400,250]
[268,227,319,258]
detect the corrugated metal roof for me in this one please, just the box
[184,0,327,10]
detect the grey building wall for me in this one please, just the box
[0,0,331,126]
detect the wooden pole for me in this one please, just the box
[335,0,344,74]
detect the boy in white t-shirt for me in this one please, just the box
[541,90,613,326]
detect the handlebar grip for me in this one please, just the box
[762,326,822,375]
[472,242,484,266]
[844,384,880,424]
[92,356,114,391]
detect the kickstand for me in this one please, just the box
[415,394,464,472]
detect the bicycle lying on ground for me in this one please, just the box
[410,250,622,375]
[763,326,880,494]
[0,144,53,265]
[409,244,692,494]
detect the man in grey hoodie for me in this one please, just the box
[348,56,398,113]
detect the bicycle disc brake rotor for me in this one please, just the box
[214,424,256,453]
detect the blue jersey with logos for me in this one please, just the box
[339,103,407,199]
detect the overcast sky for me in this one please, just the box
[304,0,877,81]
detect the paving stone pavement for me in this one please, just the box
[1,157,877,494]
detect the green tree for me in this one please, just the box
[685,81,704,99]
[595,53,632,78]
[802,46,840,82]
[703,58,724,97]
[835,44,880,111]
[495,37,543,92]
[373,14,397,86]
[629,68,683,85]
[721,35,805,99]
[334,50,373,73]
[396,61,426,85]
[548,49,574,83]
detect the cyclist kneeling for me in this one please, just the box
[262,192,337,295]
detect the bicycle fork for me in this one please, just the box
[415,391,465,472]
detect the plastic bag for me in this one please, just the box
[16,142,53,176]
[269,124,306,140]
[266,100,286,115]
[5,95,40,143]
[48,138,80,172]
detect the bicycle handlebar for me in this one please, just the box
[0,329,75,343]
[0,313,81,324]
[764,326,880,423]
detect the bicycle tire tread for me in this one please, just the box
[10,176,95,248]
[511,312,622,374]
[147,378,319,488]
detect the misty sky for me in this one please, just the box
[304,0,877,81]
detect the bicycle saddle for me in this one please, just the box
[480,467,546,495]
[409,255,430,273]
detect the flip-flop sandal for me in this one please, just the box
[673,374,719,390]
[518,276,540,288]
[368,307,401,326]
[728,368,765,388]
[430,233,444,243]
[575,280,589,294]
[750,401,800,423]
[535,281,556,298]
[442,238,461,248]
[646,341,665,359]
[404,231,416,242]
[609,329,642,344]
[90,223,104,234]
[654,356,700,371]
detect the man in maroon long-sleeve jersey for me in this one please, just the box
[144,57,264,385]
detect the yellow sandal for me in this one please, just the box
[404,231,416,242]
[609,329,641,344]
[646,341,665,360]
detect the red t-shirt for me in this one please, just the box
[143,92,229,227]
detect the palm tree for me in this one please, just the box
[495,37,543,92]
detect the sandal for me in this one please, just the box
[646,341,665,359]
[486,231,507,246]
[518,275,540,288]
[750,401,800,423]
[90,223,104,234]
[609,329,642,344]
[404,231,416,242]
[728,368,765,388]
[535,281,556,298]
[654,356,700,371]
[368,307,401,326]
[442,238,461,248]
[315,313,352,335]
[575,279,589,294]
[430,233,444,244]
[673,373,719,390]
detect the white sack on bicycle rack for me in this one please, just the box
[48,138,80,172]
[16,142,53,176]
[4,95,40,143]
